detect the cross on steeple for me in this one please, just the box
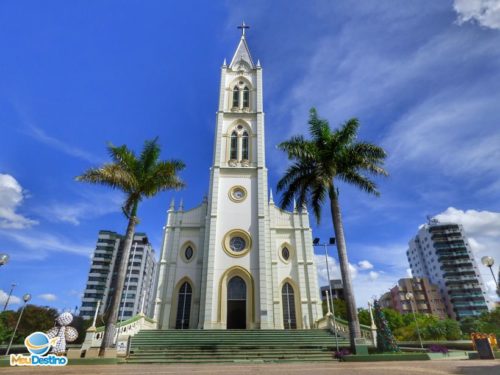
[237,21,250,37]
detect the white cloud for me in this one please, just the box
[358,260,374,270]
[24,124,103,164]
[0,174,38,229]
[37,190,123,226]
[406,268,413,277]
[454,0,500,30]
[38,293,57,302]
[0,289,21,307]
[0,229,93,260]
[315,254,357,285]
[435,207,500,237]
[369,271,379,280]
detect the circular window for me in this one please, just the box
[229,185,247,202]
[223,230,252,257]
[185,246,193,260]
[230,237,246,252]
[282,247,290,261]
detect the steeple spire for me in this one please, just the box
[230,22,255,69]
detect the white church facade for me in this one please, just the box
[153,28,322,330]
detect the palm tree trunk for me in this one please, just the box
[328,184,361,350]
[99,213,137,356]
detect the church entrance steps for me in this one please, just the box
[127,329,349,363]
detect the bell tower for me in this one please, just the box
[198,23,274,329]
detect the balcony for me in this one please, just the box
[438,253,469,261]
[443,270,476,278]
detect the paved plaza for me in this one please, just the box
[0,360,498,375]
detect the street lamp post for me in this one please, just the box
[0,253,10,267]
[406,292,423,349]
[313,237,339,351]
[6,293,31,356]
[481,256,498,288]
[2,284,17,312]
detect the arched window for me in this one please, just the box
[282,282,297,329]
[230,131,238,160]
[241,131,249,160]
[232,87,240,108]
[175,282,192,329]
[242,86,249,108]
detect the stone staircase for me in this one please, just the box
[127,329,348,363]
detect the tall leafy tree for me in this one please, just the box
[76,138,184,355]
[277,108,388,349]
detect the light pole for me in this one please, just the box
[2,283,17,312]
[6,293,31,355]
[406,292,423,349]
[313,237,339,351]
[481,256,498,288]
[0,253,9,267]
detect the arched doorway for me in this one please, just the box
[175,282,192,329]
[282,282,297,329]
[227,276,246,329]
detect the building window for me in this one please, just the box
[180,242,196,263]
[230,131,238,160]
[230,237,246,252]
[279,243,293,264]
[175,282,192,329]
[229,185,247,202]
[282,247,290,261]
[282,282,297,329]
[222,229,252,257]
[185,246,193,260]
[241,131,249,160]
[242,86,249,108]
[232,87,239,108]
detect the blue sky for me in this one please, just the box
[1,1,499,312]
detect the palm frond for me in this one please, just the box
[75,164,137,192]
[338,170,380,196]
[334,118,359,146]
[107,144,138,174]
[308,108,331,144]
[277,136,315,160]
[139,137,161,175]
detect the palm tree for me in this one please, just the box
[76,137,185,355]
[277,108,388,350]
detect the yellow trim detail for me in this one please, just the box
[217,266,255,328]
[222,229,252,257]
[169,277,195,329]
[228,185,248,203]
[279,277,303,329]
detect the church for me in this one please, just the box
[153,26,322,330]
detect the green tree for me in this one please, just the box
[277,108,388,349]
[460,316,481,337]
[478,307,500,338]
[0,305,58,344]
[382,308,405,332]
[77,138,185,355]
[357,308,371,326]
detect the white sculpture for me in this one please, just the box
[46,312,79,355]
